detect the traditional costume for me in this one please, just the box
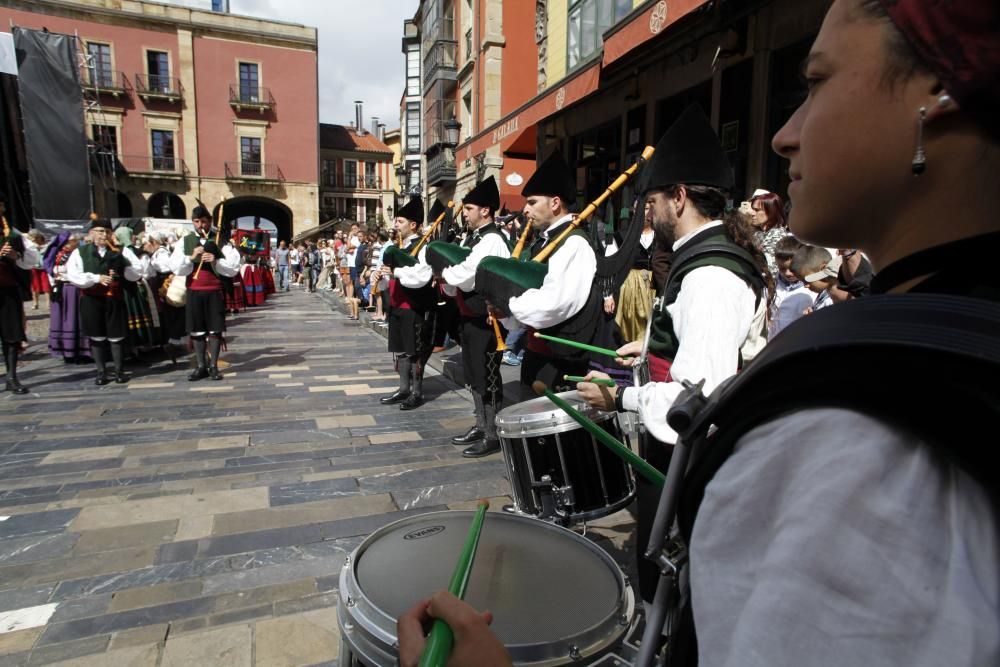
[45,233,88,362]
[436,178,512,457]
[380,197,436,410]
[66,217,143,384]
[169,207,241,381]
[503,152,597,394]
[113,227,159,350]
[614,106,768,603]
[0,191,38,393]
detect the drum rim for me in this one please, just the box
[496,390,614,436]
[339,510,634,663]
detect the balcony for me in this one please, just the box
[117,154,188,178]
[424,40,458,87]
[82,70,129,98]
[225,161,284,183]
[228,85,276,113]
[135,74,183,103]
[425,149,456,187]
[320,174,384,191]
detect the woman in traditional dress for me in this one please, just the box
[45,233,89,362]
[113,227,158,350]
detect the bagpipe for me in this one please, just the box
[472,146,655,357]
[192,200,225,279]
[382,201,455,270]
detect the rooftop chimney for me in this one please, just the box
[354,101,364,135]
[371,116,379,136]
[377,123,386,142]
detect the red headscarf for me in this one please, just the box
[878,0,1000,141]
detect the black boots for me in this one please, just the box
[380,356,412,404]
[110,340,128,383]
[2,342,28,394]
[462,401,500,458]
[92,340,110,385]
[208,335,223,381]
[399,362,425,411]
[189,336,209,381]
[452,392,486,444]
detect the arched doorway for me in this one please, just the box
[115,191,133,218]
[148,192,186,219]
[214,196,292,244]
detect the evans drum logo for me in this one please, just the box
[403,525,445,540]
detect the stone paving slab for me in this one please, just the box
[1,288,639,665]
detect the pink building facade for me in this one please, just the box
[1,0,319,240]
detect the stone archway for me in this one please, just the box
[115,191,133,218]
[148,191,186,219]
[213,196,293,244]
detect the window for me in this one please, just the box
[346,198,357,220]
[87,42,113,88]
[321,159,337,187]
[240,136,262,175]
[365,200,377,221]
[364,161,376,188]
[238,62,260,102]
[406,102,421,152]
[406,45,420,96]
[147,50,170,92]
[615,0,632,21]
[92,125,118,156]
[344,160,357,188]
[407,161,420,192]
[567,0,617,70]
[151,129,175,171]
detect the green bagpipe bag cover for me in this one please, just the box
[382,243,418,269]
[426,241,472,275]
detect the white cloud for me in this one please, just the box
[180,0,418,129]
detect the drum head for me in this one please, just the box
[496,391,610,437]
[354,511,625,649]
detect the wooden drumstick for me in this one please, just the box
[419,499,490,667]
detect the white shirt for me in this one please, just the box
[621,221,761,444]
[168,236,240,277]
[65,245,142,288]
[148,247,173,277]
[441,224,511,292]
[394,235,433,289]
[692,408,999,667]
[506,214,597,331]
[6,238,38,272]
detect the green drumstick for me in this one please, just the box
[544,389,665,487]
[419,499,490,667]
[564,374,617,387]
[532,332,631,359]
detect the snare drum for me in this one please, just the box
[337,510,635,666]
[496,392,636,523]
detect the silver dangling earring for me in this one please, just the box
[912,106,927,176]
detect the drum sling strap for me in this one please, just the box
[654,294,1000,666]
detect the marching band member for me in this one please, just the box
[169,206,240,381]
[66,217,143,385]
[0,190,38,393]
[439,177,511,457]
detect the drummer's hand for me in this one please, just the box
[576,370,617,412]
[397,591,510,667]
[615,340,642,367]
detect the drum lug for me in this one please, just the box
[567,644,581,661]
[534,474,575,519]
[346,595,356,608]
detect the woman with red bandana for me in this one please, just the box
[395,1,1000,665]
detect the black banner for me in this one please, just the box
[13,28,92,221]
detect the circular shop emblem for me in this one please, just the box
[403,525,445,540]
[555,86,567,111]
[649,1,668,34]
[506,172,523,187]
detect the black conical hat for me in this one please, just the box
[641,105,734,194]
[463,175,500,212]
[396,196,424,225]
[521,151,576,204]
[428,198,446,222]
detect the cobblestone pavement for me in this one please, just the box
[1,288,636,666]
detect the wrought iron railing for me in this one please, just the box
[135,73,183,99]
[225,161,284,181]
[83,69,129,94]
[228,85,276,111]
[320,174,384,190]
[119,154,188,176]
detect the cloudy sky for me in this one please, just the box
[175,0,419,130]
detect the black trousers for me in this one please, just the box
[80,294,127,339]
[0,286,25,343]
[186,289,226,334]
[388,307,433,360]
[519,349,589,398]
[635,431,674,604]
[461,317,503,406]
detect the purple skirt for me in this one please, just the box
[48,282,90,361]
